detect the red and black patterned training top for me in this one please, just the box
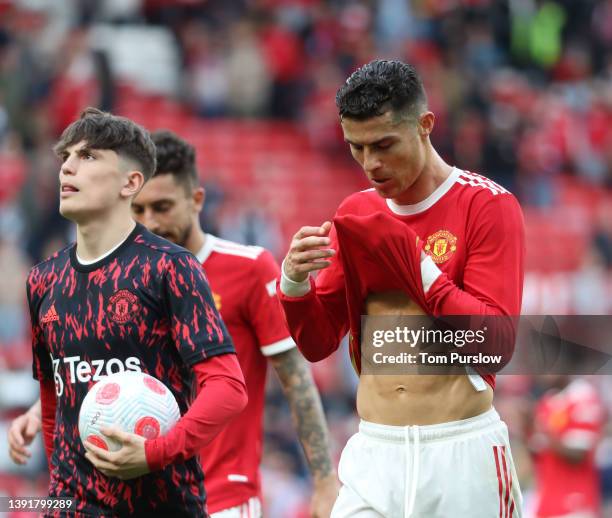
[27,223,235,517]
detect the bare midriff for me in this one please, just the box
[356,291,493,426]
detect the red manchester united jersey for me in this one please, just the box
[195,235,294,513]
[533,379,605,517]
[279,168,525,390]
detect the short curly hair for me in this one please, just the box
[336,60,427,121]
[54,107,157,180]
[151,130,198,191]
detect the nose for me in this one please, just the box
[363,148,381,174]
[141,208,160,232]
[60,154,77,176]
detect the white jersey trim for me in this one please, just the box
[456,171,509,196]
[260,336,296,357]
[420,253,442,294]
[265,279,276,297]
[386,167,460,216]
[227,474,249,483]
[196,234,217,263]
[196,234,264,263]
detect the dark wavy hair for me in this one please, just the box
[151,130,198,191]
[53,107,156,180]
[336,60,427,121]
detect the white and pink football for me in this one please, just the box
[78,371,180,452]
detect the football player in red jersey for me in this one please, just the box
[23,108,247,517]
[530,375,605,518]
[278,60,526,517]
[11,129,338,517]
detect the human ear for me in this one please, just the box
[419,112,435,137]
[122,170,145,198]
[193,187,205,213]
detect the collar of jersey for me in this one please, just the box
[195,234,216,263]
[386,167,460,216]
[69,223,142,273]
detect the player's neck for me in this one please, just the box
[393,152,452,206]
[76,213,136,261]
[183,225,206,256]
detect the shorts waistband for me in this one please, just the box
[358,407,502,443]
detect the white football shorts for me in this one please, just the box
[332,407,522,518]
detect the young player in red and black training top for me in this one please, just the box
[12,129,338,518]
[278,61,525,517]
[26,108,247,517]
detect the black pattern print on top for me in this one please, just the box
[27,223,234,517]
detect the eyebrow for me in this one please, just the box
[134,199,175,207]
[344,136,395,147]
[59,144,96,158]
[77,146,97,155]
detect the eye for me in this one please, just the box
[153,202,172,213]
[132,206,143,214]
[350,144,363,152]
[377,141,392,150]
[78,150,95,160]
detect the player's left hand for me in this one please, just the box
[309,473,340,518]
[84,427,150,480]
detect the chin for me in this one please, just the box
[374,186,398,199]
[59,202,80,222]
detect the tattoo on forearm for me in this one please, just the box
[271,348,334,480]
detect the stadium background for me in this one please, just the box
[0,0,610,516]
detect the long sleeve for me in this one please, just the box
[144,353,247,471]
[425,193,525,317]
[40,379,57,465]
[277,224,350,362]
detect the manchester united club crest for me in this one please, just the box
[107,289,140,323]
[424,230,457,264]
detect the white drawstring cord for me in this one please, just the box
[408,427,420,517]
[404,426,420,518]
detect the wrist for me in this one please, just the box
[312,470,337,487]
[280,260,312,297]
[27,408,42,421]
[144,437,165,472]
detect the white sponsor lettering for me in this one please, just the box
[92,359,105,380]
[51,355,142,396]
[52,356,63,397]
[76,361,91,382]
[106,358,125,375]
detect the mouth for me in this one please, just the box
[60,184,79,197]
[370,177,393,188]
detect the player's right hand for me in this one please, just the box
[283,221,336,283]
[8,410,42,465]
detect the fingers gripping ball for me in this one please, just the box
[78,372,180,452]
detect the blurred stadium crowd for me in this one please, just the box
[0,0,610,516]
